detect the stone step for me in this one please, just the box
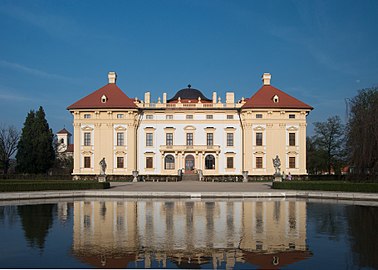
[182,174,198,181]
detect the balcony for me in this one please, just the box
[159,144,221,153]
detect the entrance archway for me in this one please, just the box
[185,155,195,173]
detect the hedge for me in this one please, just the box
[272,181,378,193]
[0,181,110,192]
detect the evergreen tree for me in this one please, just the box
[16,107,55,174]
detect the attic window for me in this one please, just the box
[101,95,108,103]
[273,95,279,103]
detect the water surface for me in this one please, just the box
[0,198,377,269]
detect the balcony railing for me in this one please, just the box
[159,144,221,152]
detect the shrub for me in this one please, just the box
[0,181,110,192]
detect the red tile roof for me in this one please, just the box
[66,144,74,153]
[242,85,313,110]
[67,83,137,110]
[57,128,71,135]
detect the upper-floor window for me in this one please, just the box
[289,133,296,146]
[117,114,124,119]
[256,132,263,146]
[206,115,213,120]
[166,133,173,146]
[146,133,153,146]
[256,114,263,119]
[84,114,91,119]
[146,115,154,120]
[186,115,193,120]
[166,115,173,120]
[207,133,213,146]
[84,132,91,146]
[289,114,295,119]
[186,133,193,146]
[227,115,234,119]
[227,133,234,147]
[117,132,124,146]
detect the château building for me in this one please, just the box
[67,72,312,179]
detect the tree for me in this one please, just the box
[346,87,378,180]
[313,116,345,174]
[16,107,55,174]
[0,125,20,174]
[306,136,327,174]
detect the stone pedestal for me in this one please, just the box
[98,175,107,182]
[273,173,282,182]
[242,171,249,183]
[132,171,139,182]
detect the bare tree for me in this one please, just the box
[0,125,20,174]
[313,116,345,175]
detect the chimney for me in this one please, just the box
[212,92,217,104]
[108,71,117,84]
[144,92,150,104]
[163,93,167,103]
[262,73,271,85]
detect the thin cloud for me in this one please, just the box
[0,60,77,83]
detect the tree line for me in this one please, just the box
[307,87,378,181]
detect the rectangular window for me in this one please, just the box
[117,132,124,146]
[117,157,124,168]
[227,115,234,119]
[166,115,173,120]
[84,114,91,119]
[289,133,296,146]
[186,133,193,146]
[84,132,91,146]
[207,133,213,146]
[146,157,153,168]
[227,133,234,146]
[289,114,295,119]
[256,114,263,119]
[256,132,263,146]
[146,133,153,146]
[256,157,263,169]
[146,115,153,120]
[117,114,124,119]
[186,115,193,120]
[206,115,213,120]
[227,157,234,169]
[166,133,173,145]
[84,156,91,168]
[289,157,296,168]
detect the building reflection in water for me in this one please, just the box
[72,199,312,269]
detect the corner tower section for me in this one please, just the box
[67,72,138,179]
[241,73,313,177]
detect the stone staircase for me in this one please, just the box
[181,174,198,181]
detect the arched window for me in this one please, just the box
[205,155,215,170]
[165,154,175,170]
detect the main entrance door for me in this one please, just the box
[185,155,195,174]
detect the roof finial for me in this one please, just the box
[188,84,191,89]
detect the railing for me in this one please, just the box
[160,145,221,152]
[137,102,244,109]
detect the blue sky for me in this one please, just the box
[1,0,377,136]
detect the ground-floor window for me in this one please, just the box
[146,157,153,168]
[289,157,296,168]
[84,156,91,168]
[205,155,215,169]
[227,157,234,168]
[165,154,175,170]
[117,157,124,168]
[256,157,263,168]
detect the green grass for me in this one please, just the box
[0,180,110,192]
[272,181,378,193]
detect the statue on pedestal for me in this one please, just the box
[272,155,281,175]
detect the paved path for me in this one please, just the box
[109,181,274,192]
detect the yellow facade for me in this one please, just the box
[68,72,312,178]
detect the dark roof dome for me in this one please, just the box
[167,84,211,102]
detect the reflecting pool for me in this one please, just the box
[0,199,377,269]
